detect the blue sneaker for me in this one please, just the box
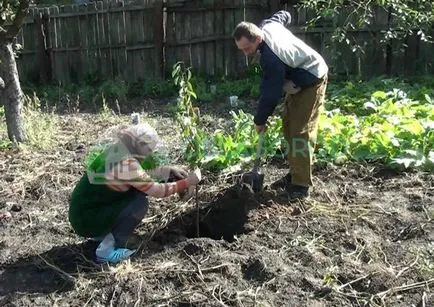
[96,248,136,264]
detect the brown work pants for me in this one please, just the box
[282,76,327,187]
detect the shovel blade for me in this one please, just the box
[241,171,264,192]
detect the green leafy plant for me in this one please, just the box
[172,62,206,167]
[172,64,284,172]
[317,78,434,170]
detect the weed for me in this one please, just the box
[22,92,59,150]
[0,106,12,149]
[323,266,339,287]
[98,94,116,122]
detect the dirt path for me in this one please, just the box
[0,108,432,307]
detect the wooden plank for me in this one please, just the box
[390,38,406,75]
[43,8,52,83]
[95,1,108,79]
[77,3,88,82]
[70,5,81,83]
[35,11,49,83]
[182,4,192,67]
[111,0,123,79]
[368,31,386,76]
[87,2,99,81]
[113,0,123,80]
[66,5,75,84]
[214,3,224,75]
[58,5,66,84]
[192,4,205,74]
[418,37,434,74]
[404,34,419,76]
[129,0,146,81]
[48,6,57,83]
[223,0,235,76]
[154,0,164,79]
[100,0,109,78]
[129,0,139,81]
[143,1,155,79]
[57,5,67,84]
[125,0,134,82]
[116,0,128,80]
[176,7,187,68]
[204,3,215,75]
[164,10,176,75]
[233,0,246,75]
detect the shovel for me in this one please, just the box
[242,131,265,192]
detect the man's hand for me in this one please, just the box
[283,80,301,95]
[256,124,267,133]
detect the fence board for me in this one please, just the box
[191,5,204,74]
[143,2,155,79]
[78,4,88,81]
[223,0,235,76]
[233,0,246,74]
[204,8,215,75]
[214,5,224,75]
[164,10,176,73]
[86,2,98,81]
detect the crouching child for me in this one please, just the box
[68,123,201,264]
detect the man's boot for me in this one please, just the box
[270,173,292,190]
[287,184,309,200]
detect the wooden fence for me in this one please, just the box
[15,0,434,85]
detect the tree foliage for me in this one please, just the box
[299,0,434,47]
[0,0,31,44]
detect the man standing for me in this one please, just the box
[232,11,328,200]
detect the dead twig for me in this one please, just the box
[133,278,144,307]
[83,290,96,307]
[422,291,428,307]
[211,284,229,307]
[196,185,200,237]
[373,278,434,302]
[395,254,419,278]
[186,254,205,281]
[37,254,75,283]
[337,274,371,291]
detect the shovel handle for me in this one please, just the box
[253,132,265,171]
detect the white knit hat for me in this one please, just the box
[121,123,161,152]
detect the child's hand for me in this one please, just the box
[170,166,188,180]
[178,185,196,201]
[186,168,202,186]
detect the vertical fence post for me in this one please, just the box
[385,7,392,75]
[154,0,164,80]
[35,10,52,84]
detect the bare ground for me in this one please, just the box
[0,100,433,307]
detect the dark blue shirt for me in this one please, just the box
[254,11,321,126]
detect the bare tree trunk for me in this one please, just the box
[0,43,26,143]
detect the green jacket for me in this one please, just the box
[68,171,137,237]
[69,144,165,237]
[69,147,138,237]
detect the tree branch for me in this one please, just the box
[5,0,31,41]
